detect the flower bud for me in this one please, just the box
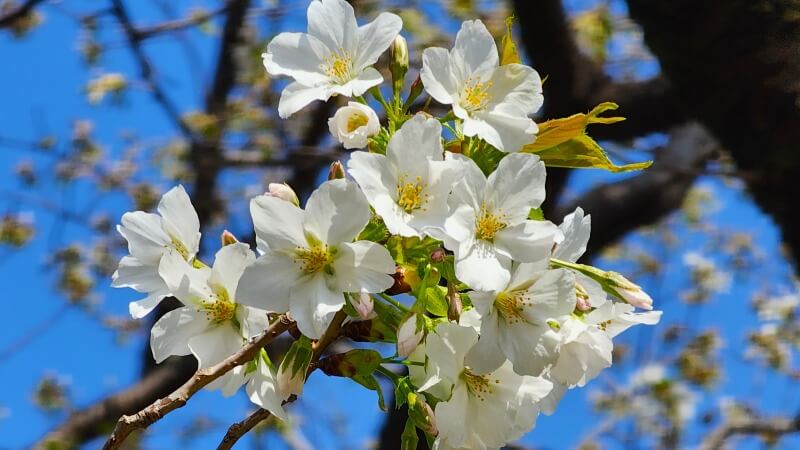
[397,313,424,357]
[266,182,299,206]
[607,272,653,310]
[328,160,345,180]
[446,285,462,322]
[327,102,380,149]
[405,75,424,108]
[575,283,592,312]
[390,35,409,85]
[430,247,446,263]
[220,229,239,246]
[276,337,312,399]
[352,293,375,320]
[407,392,438,435]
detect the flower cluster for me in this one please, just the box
[113,1,661,447]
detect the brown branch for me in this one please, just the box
[101,315,293,450]
[700,414,800,450]
[0,0,44,28]
[217,407,275,450]
[135,3,231,39]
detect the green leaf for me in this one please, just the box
[357,213,389,243]
[394,377,414,408]
[528,207,545,221]
[352,372,387,411]
[523,102,651,172]
[425,285,449,317]
[499,16,521,65]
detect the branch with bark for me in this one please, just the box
[700,414,800,450]
[101,315,294,450]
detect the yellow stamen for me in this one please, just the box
[461,368,499,401]
[495,290,531,324]
[346,112,369,133]
[294,243,334,274]
[396,174,429,213]
[321,48,354,85]
[461,76,493,112]
[475,203,507,241]
[170,235,190,260]
[202,285,236,323]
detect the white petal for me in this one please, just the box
[333,241,395,293]
[465,112,537,153]
[303,178,370,245]
[455,241,511,292]
[158,250,213,308]
[307,0,357,53]
[263,32,328,84]
[277,81,332,118]
[498,321,560,376]
[208,365,246,397]
[331,67,383,97]
[236,305,270,340]
[486,153,547,222]
[464,313,506,375]
[386,115,444,170]
[421,47,457,105]
[157,185,200,258]
[209,243,255,298]
[486,63,543,117]
[235,252,297,312]
[112,256,165,292]
[354,12,403,70]
[118,212,170,264]
[494,220,559,264]
[247,359,288,421]
[539,378,567,415]
[128,291,170,319]
[289,273,344,339]
[523,269,577,320]
[188,323,245,369]
[450,20,498,84]
[434,382,470,448]
[447,153,485,212]
[150,307,209,363]
[250,194,306,251]
[426,322,477,385]
[554,207,591,263]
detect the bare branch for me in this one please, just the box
[700,414,800,450]
[101,315,293,450]
[217,407,275,450]
[136,3,231,39]
[0,0,45,28]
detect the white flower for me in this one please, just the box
[421,20,543,152]
[237,178,396,339]
[436,153,559,292]
[112,185,200,319]
[213,351,288,421]
[415,321,552,450]
[151,243,277,405]
[466,267,576,376]
[550,301,661,387]
[348,115,462,237]
[262,0,402,118]
[328,101,380,149]
[352,292,375,320]
[553,207,607,309]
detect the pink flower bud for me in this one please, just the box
[397,314,424,357]
[267,183,299,206]
[353,293,375,320]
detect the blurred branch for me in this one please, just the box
[101,315,293,450]
[110,0,195,139]
[700,414,800,450]
[135,3,231,39]
[0,0,45,28]
[555,123,718,258]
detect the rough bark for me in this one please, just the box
[626,0,800,267]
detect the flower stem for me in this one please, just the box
[378,292,409,312]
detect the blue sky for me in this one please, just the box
[1,1,798,449]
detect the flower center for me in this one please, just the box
[475,203,507,241]
[294,243,334,274]
[202,285,236,323]
[396,174,429,213]
[346,112,369,133]
[495,290,531,324]
[461,368,498,401]
[321,49,354,85]
[461,76,493,113]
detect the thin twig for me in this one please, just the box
[102,315,293,450]
[217,407,274,450]
[0,0,45,28]
[700,414,800,450]
[135,3,231,39]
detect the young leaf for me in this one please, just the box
[500,16,521,65]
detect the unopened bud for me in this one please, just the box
[405,75,424,108]
[575,283,591,312]
[352,293,375,320]
[386,265,421,295]
[607,272,653,310]
[276,337,312,399]
[447,284,462,322]
[407,392,438,435]
[220,229,238,246]
[397,313,424,357]
[430,247,446,263]
[328,161,345,180]
[390,35,409,86]
[267,182,299,206]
